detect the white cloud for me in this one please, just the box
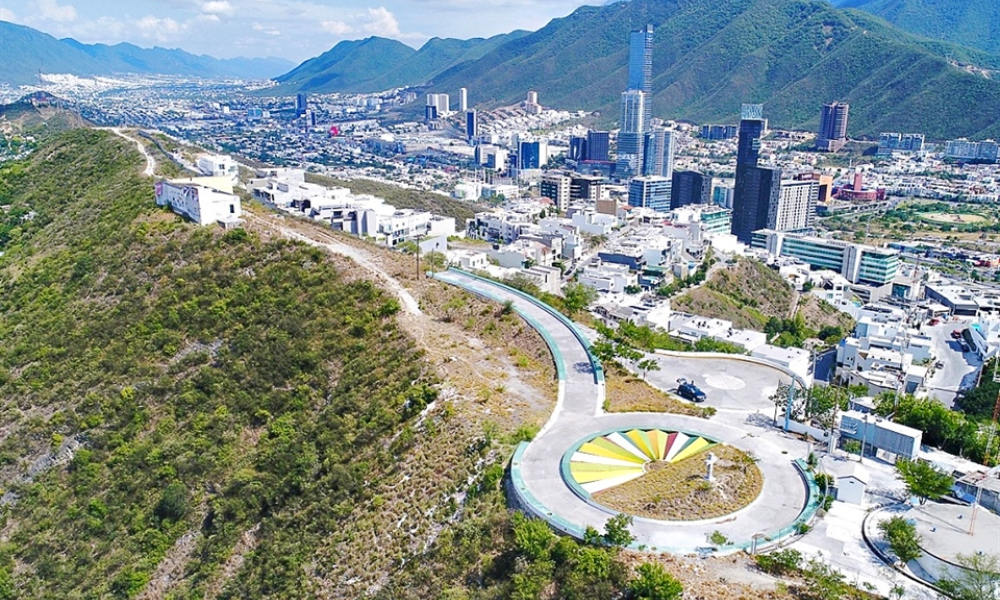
[194,14,220,23]
[0,7,16,22]
[253,21,281,36]
[136,15,184,41]
[321,20,352,35]
[201,1,235,16]
[37,0,77,23]
[359,7,400,37]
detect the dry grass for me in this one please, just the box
[594,445,763,521]
[604,364,708,417]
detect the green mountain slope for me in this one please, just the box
[272,36,418,92]
[417,0,1000,139]
[0,130,436,596]
[0,21,293,85]
[833,0,1000,55]
[272,32,528,94]
[356,32,530,93]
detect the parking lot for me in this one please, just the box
[921,318,982,407]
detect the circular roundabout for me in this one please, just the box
[562,428,764,522]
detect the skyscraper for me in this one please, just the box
[816,102,849,152]
[670,171,712,209]
[586,130,610,162]
[568,136,587,161]
[732,104,782,244]
[295,93,307,117]
[628,24,653,131]
[643,127,674,178]
[459,87,468,112]
[465,110,477,141]
[618,90,647,173]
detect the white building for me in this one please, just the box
[751,344,812,386]
[358,209,455,247]
[196,154,238,179]
[154,178,241,226]
[447,249,488,271]
[579,262,634,293]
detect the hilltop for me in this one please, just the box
[279,0,1000,139]
[0,128,558,596]
[834,0,1000,55]
[673,258,854,338]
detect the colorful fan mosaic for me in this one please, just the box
[568,430,717,494]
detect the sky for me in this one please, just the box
[0,0,598,63]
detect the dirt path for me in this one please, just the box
[108,128,156,177]
[245,213,421,316]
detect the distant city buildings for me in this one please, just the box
[459,87,468,112]
[700,124,738,140]
[816,102,849,152]
[770,179,817,233]
[943,138,999,162]
[523,90,542,115]
[295,93,307,118]
[425,93,450,121]
[643,127,674,179]
[877,132,924,155]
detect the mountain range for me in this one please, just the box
[273,31,528,93]
[274,0,1000,139]
[0,21,294,85]
[832,0,1000,55]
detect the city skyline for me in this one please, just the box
[0,0,599,62]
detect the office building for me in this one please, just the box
[618,90,647,173]
[643,127,674,178]
[752,230,900,286]
[586,130,610,162]
[628,24,654,129]
[295,93,307,117]
[517,140,548,170]
[570,174,604,202]
[816,102,849,152]
[459,87,468,112]
[628,176,671,212]
[732,104,781,243]
[700,124,738,140]
[670,170,712,208]
[540,172,571,211]
[569,136,587,161]
[465,110,478,141]
[474,145,509,172]
[877,133,924,155]
[769,179,817,232]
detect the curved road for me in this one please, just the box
[434,269,811,553]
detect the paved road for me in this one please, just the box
[921,318,982,407]
[435,269,811,552]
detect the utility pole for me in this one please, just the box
[784,379,795,432]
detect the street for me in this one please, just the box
[920,318,982,408]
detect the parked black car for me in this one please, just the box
[677,380,707,403]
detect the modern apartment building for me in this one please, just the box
[769,179,817,232]
[816,102,849,152]
[627,176,671,212]
[539,172,571,211]
[752,230,900,286]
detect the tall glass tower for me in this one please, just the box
[627,24,654,130]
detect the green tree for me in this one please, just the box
[637,358,660,380]
[562,282,597,317]
[512,513,555,561]
[628,562,683,600]
[423,250,446,271]
[937,552,1000,600]
[877,516,923,564]
[896,460,954,505]
[154,481,189,523]
[603,513,635,548]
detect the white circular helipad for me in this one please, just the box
[703,373,745,391]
